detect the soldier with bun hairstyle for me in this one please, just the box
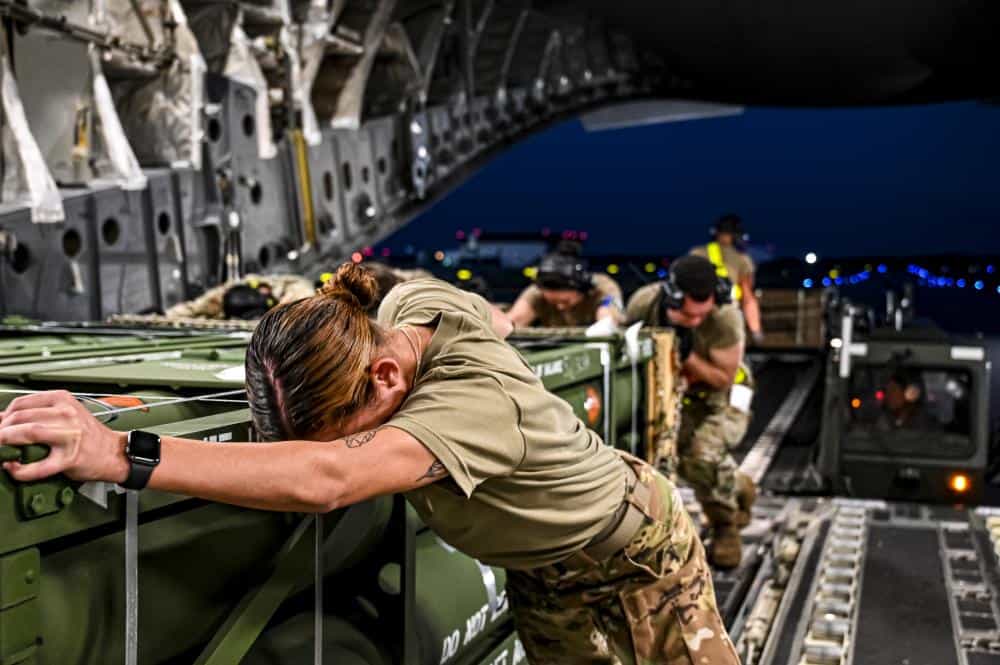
[0,264,738,665]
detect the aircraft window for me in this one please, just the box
[843,365,972,458]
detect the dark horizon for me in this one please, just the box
[384,101,1000,261]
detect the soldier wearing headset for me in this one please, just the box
[508,241,624,328]
[626,255,757,568]
[690,214,764,344]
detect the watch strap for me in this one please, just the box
[122,461,155,491]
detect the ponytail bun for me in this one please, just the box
[318,262,379,310]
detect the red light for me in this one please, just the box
[351,252,363,263]
[455,230,466,240]
[541,227,551,237]
[875,390,885,401]
[472,228,482,238]
[851,398,861,409]
[579,231,588,241]
[381,247,391,257]
[362,246,374,257]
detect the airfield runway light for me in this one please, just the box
[472,228,482,238]
[351,252,363,263]
[645,263,656,273]
[656,268,668,279]
[875,390,885,401]
[877,264,888,274]
[319,272,333,284]
[803,279,814,288]
[579,231,589,240]
[805,252,818,264]
[957,279,967,288]
[822,277,832,287]
[829,269,839,279]
[456,230,466,240]
[456,269,472,281]
[830,338,843,349]
[850,398,861,409]
[523,266,538,279]
[607,264,619,275]
[948,473,970,495]
[988,265,995,274]
[381,248,391,257]
[434,251,445,262]
[363,246,374,257]
[974,280,984,291]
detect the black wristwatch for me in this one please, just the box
[121,430,161,490]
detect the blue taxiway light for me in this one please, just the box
[974,280,984,291]
[803,278,814,288]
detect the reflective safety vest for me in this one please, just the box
[706,242,743,301]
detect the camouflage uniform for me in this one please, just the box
[165,274,314,319]
[674,394,750,513]
[507,453,740,665]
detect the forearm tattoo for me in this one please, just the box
[416,459,447,481]
[343,430,377,448]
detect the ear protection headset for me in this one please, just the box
[536,252,593,292]
[660,269,733,310]
[223,281,278,319]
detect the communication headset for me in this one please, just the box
[223,281,278,319]
[536,252,593,292]
[710,214,750,244]
[660,268,733,310]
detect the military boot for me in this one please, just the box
[734,472,757,527]
[710,523,743,569]
[702,503,744,569]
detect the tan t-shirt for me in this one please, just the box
[690,244,755,287]
[378,279,626,570]
[514,273,623,327]
[692,304,753,404]
[626,286,752,404]
[625,282,667,328]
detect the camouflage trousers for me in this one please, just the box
[507,453,740,665]
[665,398,749,515]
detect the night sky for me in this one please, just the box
[387,101,1000,260]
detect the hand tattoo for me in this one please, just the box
[416,459,447,481]
[343,430,377,448]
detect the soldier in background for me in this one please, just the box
[166,275,315,320]
[507,241,624,328]
[691,214,764,344]
[626,255,757,569]
[165,261,424,320]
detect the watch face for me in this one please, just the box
[127,431,161,465]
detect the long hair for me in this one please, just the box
[245,263,384,440]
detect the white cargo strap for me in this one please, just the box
[314,513,324,665]
[125,490,139,665]
[474,561,503,621]
[598,344,611,443]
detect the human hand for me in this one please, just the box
[0,390,128,483]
